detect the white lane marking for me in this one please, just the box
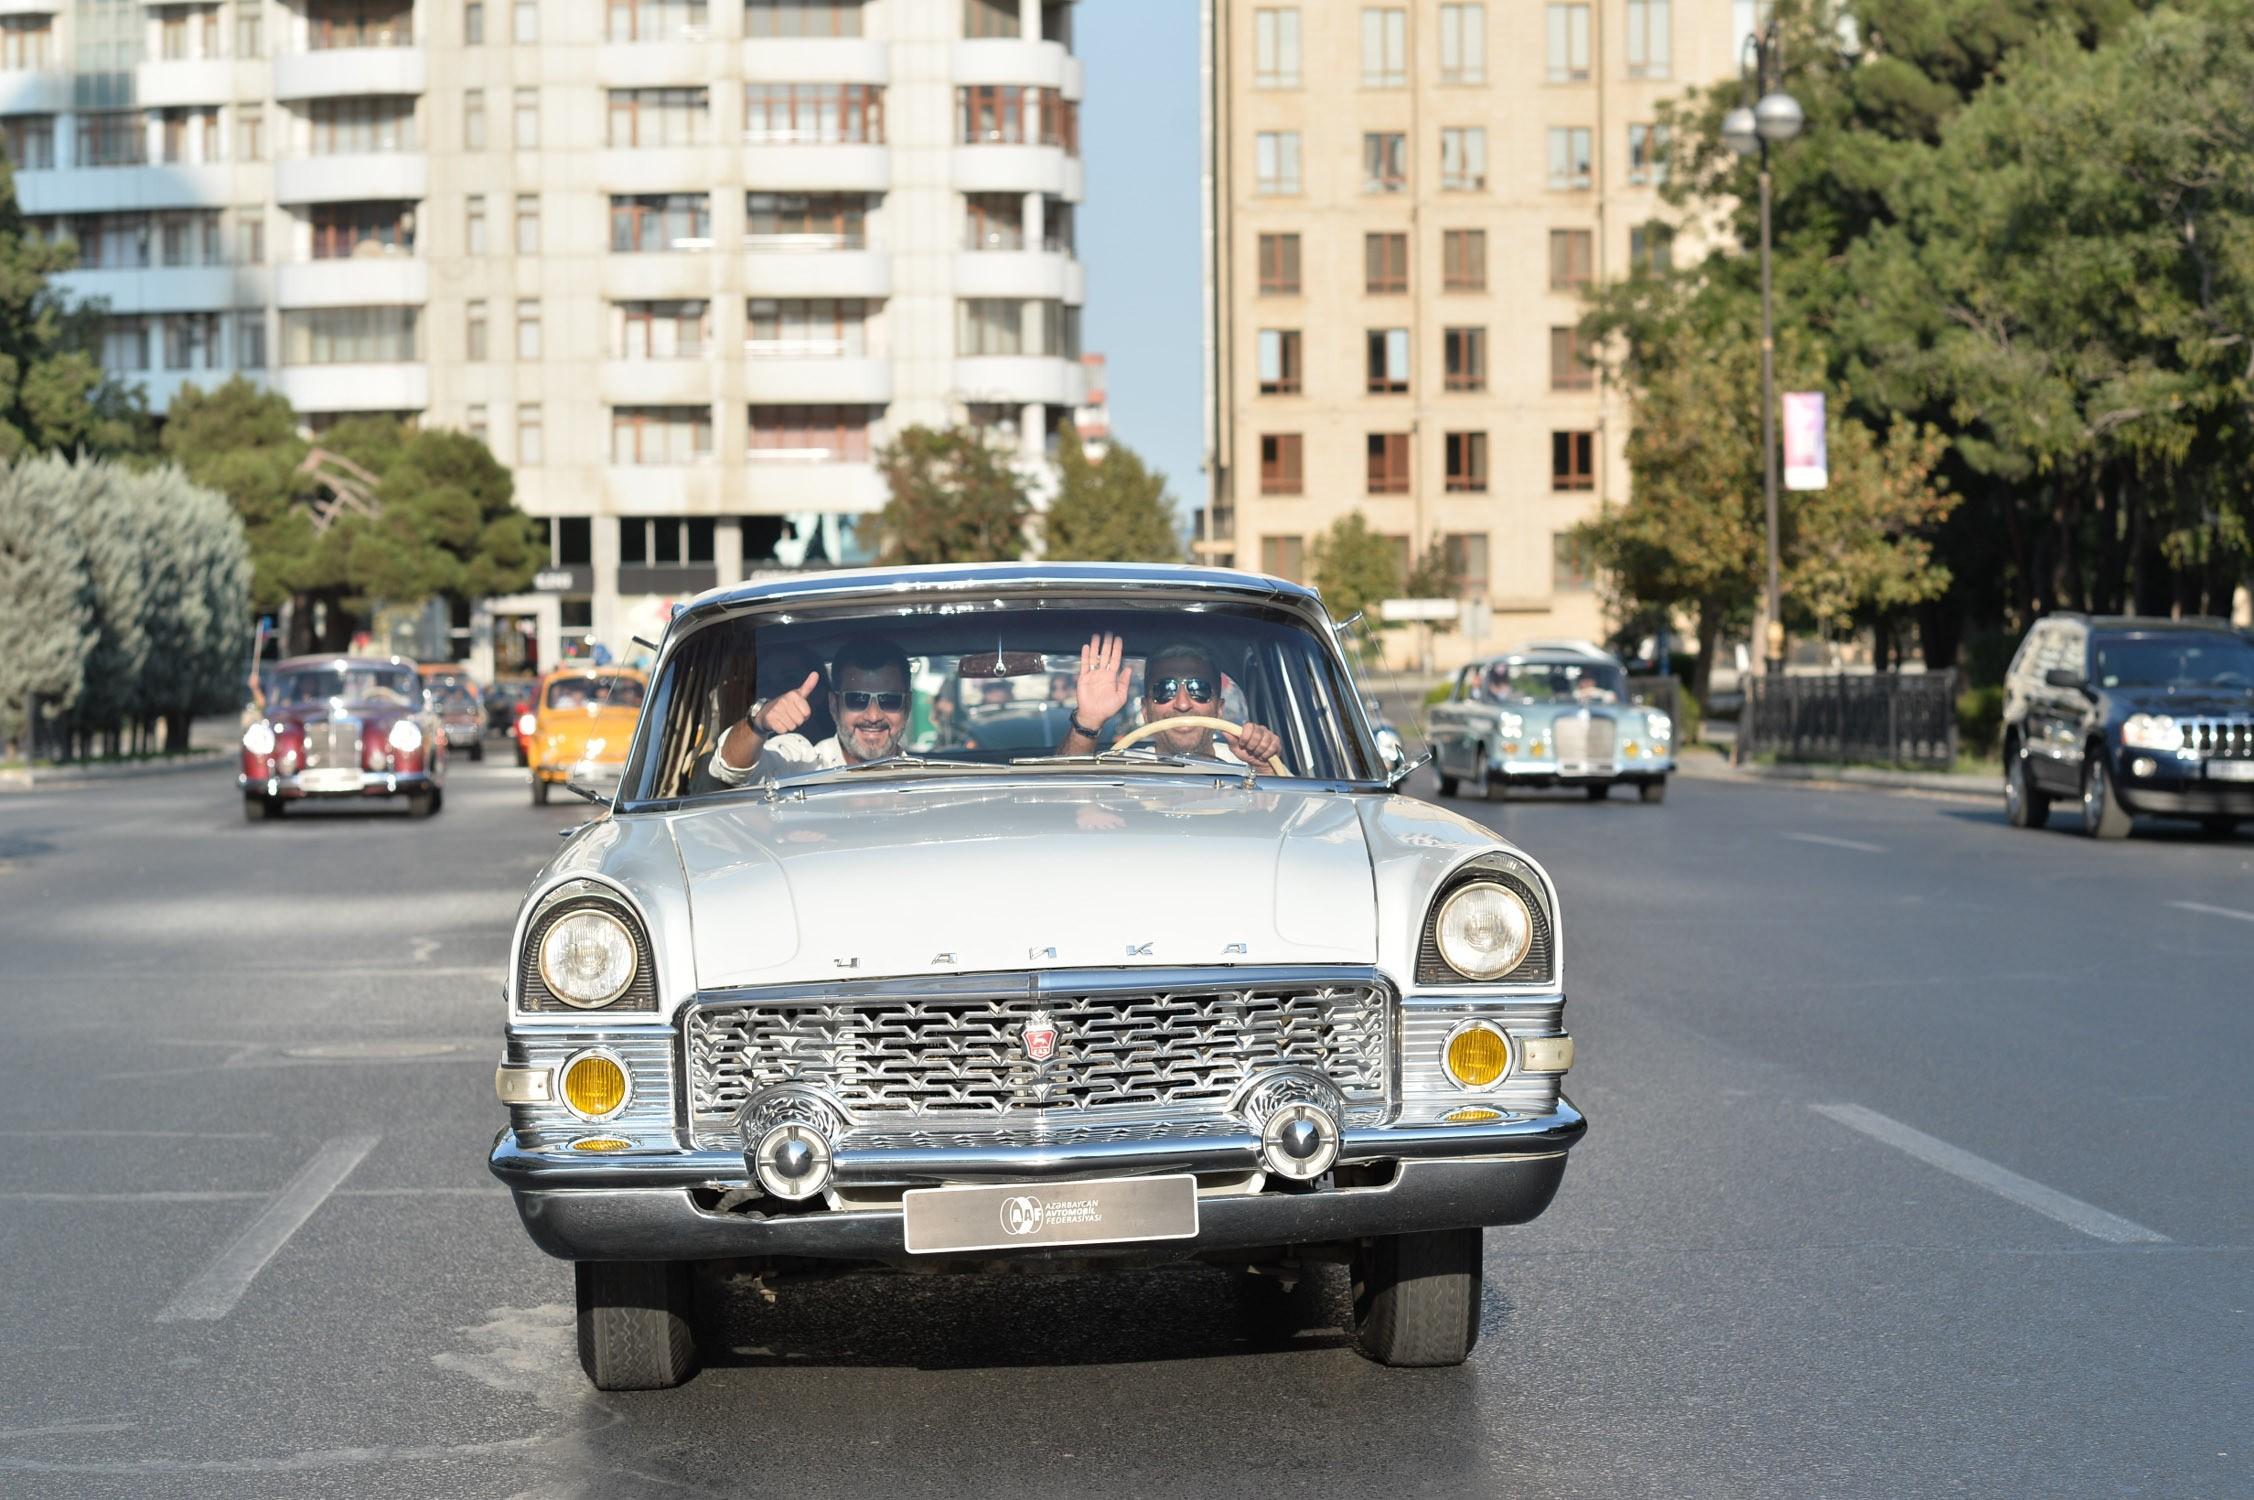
[154,1135,378,1322]
[1785,832,1887,853]
[1812,1104,2167,1245]
[2168,900,2254,927]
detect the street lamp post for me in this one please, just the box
[1721,24,1802,678]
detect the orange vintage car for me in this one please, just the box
[528,665,648,806]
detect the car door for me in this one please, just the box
[1427,666,1480,776]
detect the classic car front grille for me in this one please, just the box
[684,975,1392,1142]
[2182,717,2254,758]
[303,719,360,769]
[1554,713,1616,767]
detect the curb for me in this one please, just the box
[1675,751,1997,799]
[1,751,232,791]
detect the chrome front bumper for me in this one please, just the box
[240,770,435,798]
[1495,757,1672,783]
[489,1101,1585,1265]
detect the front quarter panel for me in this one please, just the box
[1355,794,1562,988]
[510,812,696,1024]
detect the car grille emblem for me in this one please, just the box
[1022,1011,1058,1064]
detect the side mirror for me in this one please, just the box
[2043,668,2086,691]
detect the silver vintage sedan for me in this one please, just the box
[489,564,1585,1389]
[1429,641,1675,802]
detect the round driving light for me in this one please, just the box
[559,1051,629,1121]
[1434,881,1534,980]
[1259,1102,1340,1181]
[2131,756,2156,779]
[242,722,276,756]
[570,1136,631,1153]
[537,909,637,1007]
[754,1123,833,1201]
[1442,1021,1513,1091]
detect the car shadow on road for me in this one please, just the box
[1936,805,2246,843]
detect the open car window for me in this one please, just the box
[623,598,1383,802]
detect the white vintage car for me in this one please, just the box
[1429,641,1675,802]
[490,564,1585,1389]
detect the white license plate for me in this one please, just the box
[2207,760,2254,782]
[299,769,361,793]
[902,1175,1199,1255]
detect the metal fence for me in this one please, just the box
[1625,675,1683,724]
[1743,671,1958,769]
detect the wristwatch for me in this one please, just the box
[744,698,768,734]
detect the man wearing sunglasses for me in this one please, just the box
[707,637,912,786]
[1057,634,1285,768]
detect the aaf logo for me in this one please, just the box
[1001,1195,1046,1236]
[1021,1011,1058,1064]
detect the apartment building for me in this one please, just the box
[6,0,1086,671]
[1202,0,1749,668]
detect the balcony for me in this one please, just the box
[600,253,718,302]
[953,248,1078,301]
[741,355,890,405]
[950,38,1075,92]
[0,0,60,13]
[274,363,428,412]
[741,247,890,299]
[602,466,723,514]
[952,144,1077,199]
[598,360,716,407]
[51,265,260,315]
[594,40,709,89]
[274,256,426,310]
[14,164,236,214]
[273,154,425,204]
[134,58,236,108]
[952,354,1084,408]
[274,45,425,101]
[595,146,725,193]
[740,38,888,84]
[736,460,886,514]
[0,69,69,115]
[738,143,888,193]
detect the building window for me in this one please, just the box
[280,306,420,364]
[1631,220,1674,274]
[1367,433,1410,494]
[1626,0,1670,77]
[1628,123,1669,185]
[1553,532,1595,591]
[1041,196,1075,252]
[1365,329,1409,395]
[1,17,54,69]
[745,83,885,144]
[1256,329,1301,396]
[1360,7,1405,87]
[612,406,714,465]
[749,404,876,462]
[963,192,1023,251]
[1254,7,1300,88]
[465,0,484,42]
[235,208,264,265]
[1551,430,1594,491]
[1257,232,1300,295]
[745,1,859,39]
[748,297,868,357]
[1550,228,1593,289]
[306,0,413,48]
[103,317,150,372]
[1548,127,1592,190]
[514,299,542,360]
[466,300,487,360]
[1550,326,1594,390]
[1259,434,1303,494]
[608,0,710,38]
[513,87,539,148]
[466,402,488,444]
[1363,132,1406,193]
[610,193,709,252]
[1444,533,1490,597]
[956,298,1022,356]
[1260,535,1305,583]
[1445,433,1487,493]
[517,403,543,466]
[1442,229,1485,292]
[77,113,144,168]
[1364,232,1407,295]
[1444,327,1485,392]
[310,201,414,258]
[1546,3,1590,81]
[163,313,221,370]
[746,191,870,248]
[236,2,263,57]
[1439,3,1484,83]
[1440,127,1485,191]
[617,300,711,358]
[1,116,54,171]
[463,89,485,150]
[515,194,540,254]
[963,0,1017,37]
[465,194,486,254]
[236,313,266,370]
[158,8,188,58]
[1255,131,1301,195]
[513,0,539,42]
[956,85,1075,152]
[607,87,708,147]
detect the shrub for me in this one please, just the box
[1423,680,1453,707]
[1957,685,2005,758]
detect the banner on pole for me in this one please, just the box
[1783,392,1827,490]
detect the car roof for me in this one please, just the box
[677,562,1315,619]
[275,654,418,671]
[542,663,648,682]
[2042,613,2238,634]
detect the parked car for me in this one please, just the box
[419,669,487,762]
[489,563,1585,1390]
[239,655,446,821]
[526,665,648,806]
[2001,614,2254,838]
[1427,641,1674,802]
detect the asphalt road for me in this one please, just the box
[0,754,2247,1498]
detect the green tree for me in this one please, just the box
[161,378,318,615]
[872,424,1031,564]
[1309,513,1406,656]
[1041,427,1183,562]
[0,456,94,756]
[0,160,150,460]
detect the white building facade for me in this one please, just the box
[9,0,1086,671]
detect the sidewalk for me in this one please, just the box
[1674,745,1999,799]
[1,714,241,791]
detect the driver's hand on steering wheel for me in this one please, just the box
[1227,721,1283,768]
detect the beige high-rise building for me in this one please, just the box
[12,0,1086,671]
[1202,0,1746,669]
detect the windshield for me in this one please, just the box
[1478,659,1626,706]
[546,675,647,710]
[436,683,480,710]
[624,597,1381,801]
[2093,633,2254,689]
[273,665,421,706]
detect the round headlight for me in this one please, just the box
[242,722,276,756]
[1647,712,1673,741]
[537,909,637,1007]
[1434,881,1534,981]
[387,718,423,752]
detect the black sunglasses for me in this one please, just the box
[1147,676,1216,704]
[838,690,907,712]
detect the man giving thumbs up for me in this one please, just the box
[709,637,913,787]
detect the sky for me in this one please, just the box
[1076,1,1205,523]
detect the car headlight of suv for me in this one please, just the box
[2121,713,2182,752]
[1433,881,1536,981]
[387,718,424,752]
[537,910,638,1007]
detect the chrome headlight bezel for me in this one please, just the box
[1415,858,1557,987]
[536,909,639,1008]
[1433,881,1537,982]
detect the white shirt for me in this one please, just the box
[708,732,846,788]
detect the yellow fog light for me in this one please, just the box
[570,1136,631,1153]
[559,1050,629,1121]
[1623,740,1642,758]
[1442,1021,1512,1090]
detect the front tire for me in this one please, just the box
[1639,778,1668,804]
[1435,769,1460,798]
[1351,1228,1483,1368]
[2198,816,2240,839]
[532,777,550,807]
[2005,741,2050,830]
[469,740,485,763]
[575,1261,699,1391]
[242,795,281,823]
[407,789,436,820]
[2080,751,2132,840]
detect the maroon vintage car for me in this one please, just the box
[239,655,447,822]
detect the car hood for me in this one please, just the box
[2106,686,2254,716]
[665,779,1379,988]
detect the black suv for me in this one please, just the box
[2001,615,2254,838]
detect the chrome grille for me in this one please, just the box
[1554,712,1616,768]
[685,974,1392,1142]
[303,718,360,769]
[2182,716,2254,758]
